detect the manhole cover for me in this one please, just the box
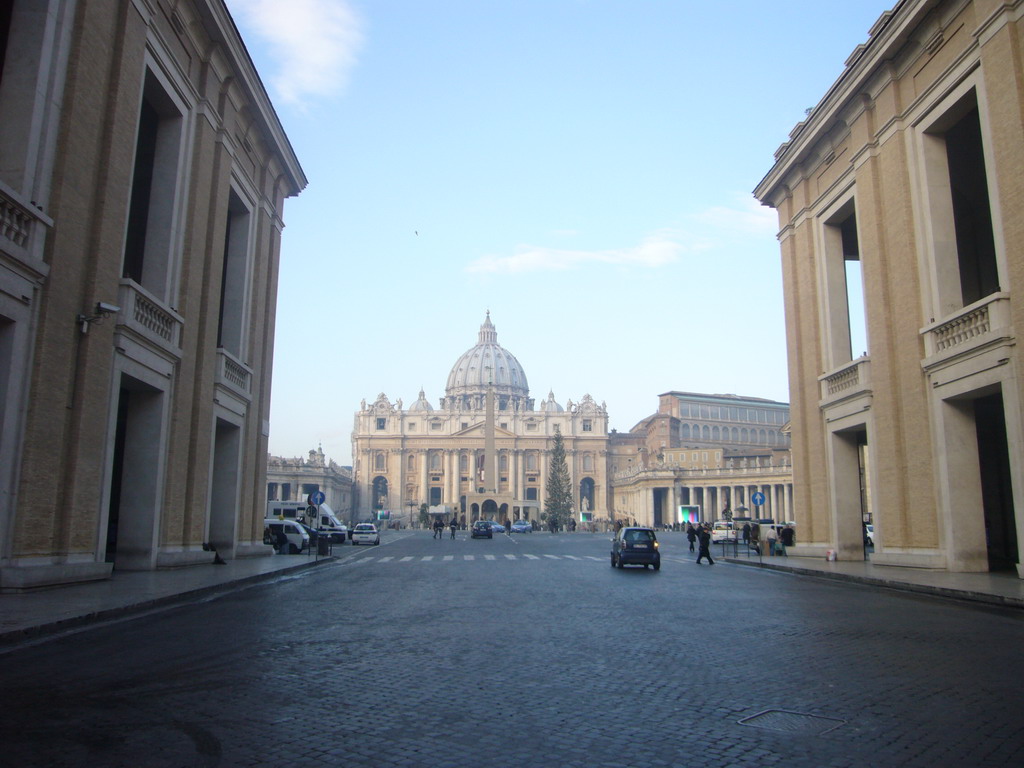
[738,709,846,735]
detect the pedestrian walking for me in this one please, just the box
[686,524,697,552]
[742,522,751,546]
[696,525,714,565]
[433,517,444,539]
[778,524,794,556]
[449,517,458,539]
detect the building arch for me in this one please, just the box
[372,476,389,510]
[579,477,595,513]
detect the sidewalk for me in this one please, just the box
[724,552,1024,610]
[0,552,335,645]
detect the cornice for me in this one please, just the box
[755,0,960,203]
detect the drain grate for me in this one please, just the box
[737,709,846,736]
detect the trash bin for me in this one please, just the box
[317,537,330,556]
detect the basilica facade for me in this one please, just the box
[351,313,610,525]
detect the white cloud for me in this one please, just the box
[466,232,686,274]
[228,0,363,105]
[690,195,778,238]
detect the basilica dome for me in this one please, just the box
[443,312,532,411]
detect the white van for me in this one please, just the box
[264,518,310,554]
[266,501,348,543]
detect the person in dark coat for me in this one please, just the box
[449,517,458,539]
[686,524,697,552]
[696,525,714,565]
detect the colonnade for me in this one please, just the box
[611,480,795,528]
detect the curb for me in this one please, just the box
[0,556,336,647]
[724,558,1024,611]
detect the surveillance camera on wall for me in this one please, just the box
[95,302,120,315]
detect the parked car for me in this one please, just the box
[510,519,532,533]
[611,526,661,570]
[351,523,380,546]
[471,520,494,539]
[490,522,506,534]
[865,524,874,548]
[264,519,310,554]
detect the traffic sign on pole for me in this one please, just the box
[751,491,766,507]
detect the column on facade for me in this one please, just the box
[361,450,372,517]
[539,450,548,518]
[419,451,428,509]
[446,450,457,507]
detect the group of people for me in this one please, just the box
[432,517,459,539]
[744,522,795,556]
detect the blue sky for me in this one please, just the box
[226,0,887,466]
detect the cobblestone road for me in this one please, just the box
[1,530,1022,767]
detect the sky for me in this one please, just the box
[225,0,889,466]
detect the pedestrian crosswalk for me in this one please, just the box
[344,553,606,565]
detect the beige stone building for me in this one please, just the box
[266,447,354,521]
[0,1,304,589]
[351,313,611,526]
[754,0,1022,575]
[609,392,793,527]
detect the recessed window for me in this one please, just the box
[123,69,184,300]
[376,417,386,430]
[583,420,592,432]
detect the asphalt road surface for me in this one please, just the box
[2,529,1022,767]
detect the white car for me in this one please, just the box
[710,521,737,543]
[351,523,380,546]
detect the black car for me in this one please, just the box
[611,527,661,570]
[471,520,494,539]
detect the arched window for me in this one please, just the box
[712,426,720,442]
[681,423,691,440]
[731,427,739,442]
[741,428,749,443]
[430,452,441,470]
[459,454,468,472]
[702,425,711,440]
[527,452,538,470]
[759,429,767,444]
[500,453,508,471]
[407,454,415,471]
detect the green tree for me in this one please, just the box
[544,426,573,531]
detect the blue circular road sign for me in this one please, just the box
[310,490,326,506]
[751,491,766,506]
